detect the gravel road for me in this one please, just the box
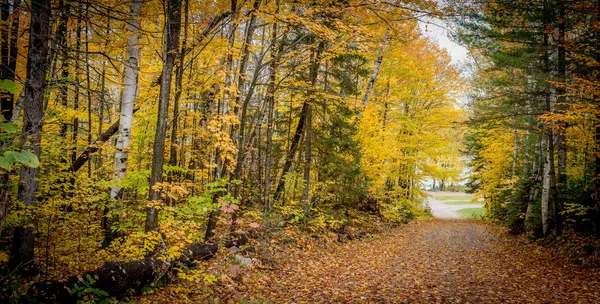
[425,191,484,219]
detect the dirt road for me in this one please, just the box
[426,191,484,219]
[237,220,600,303]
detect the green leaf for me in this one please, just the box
[86,274,96,284]
[0,156,12,170]
[0,123,18,133]
[15,151,40,168]
[0,79,18,95]
[3,151,40,169]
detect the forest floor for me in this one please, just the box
[140,219,600,304]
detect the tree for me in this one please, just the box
[106,0,142,245]
[9,0,51,271]
[0,0,20,235]
[145,0,182,232]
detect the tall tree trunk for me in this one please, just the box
[274,41,324,204]
[204,1,238,242]
[70,7,81,187]
[273,101,308,203]
[106,0,141,245]
[57,0,70,140]
[540,0,557,237]
[594,0,600,237]
[596,114,600,236]
[540,128,554,236]
[301,46,321,211]
[362,30,389,106]
[145,0,182,233]
[168,0,189,183]
[554,0,567,234]
[0,0,20,236]
[264,15,279,213]
[301,101,312,211]
[9,0,51,271]
[231,0,261,196]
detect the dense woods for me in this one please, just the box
[0,0,466,300]
[0,0,599,302]
[454,0,600,238]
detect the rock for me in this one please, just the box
[235,255,252,266]
[229,246,241,254]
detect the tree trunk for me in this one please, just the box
[146,0,182,232]
[274,41,324,203]
[512,124,518,178]
[0,0,20,236]
[540,0,557,237]
[596,118,600,236]
[273,101,309,203]
[362,30,389,106]
[57,0,70,140]
[554,0,567,234]
[105,0,141,245]
[264,17,279,213]
[9,0,51,271]
[204,1,238,242]
[71,109,138,173]
[28,234,248,302]
[301,45,322,211]
[231,0,261,195]
[301,102,312,210]
[540,130,553,236]
[168,0,189,183]
[594,0,600,237]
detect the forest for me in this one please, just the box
[0,0,599,303]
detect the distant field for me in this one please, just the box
[443,201,476,205]
[435,195,474,201]
[457,207,485,218]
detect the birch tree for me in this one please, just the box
[106,0,141,244]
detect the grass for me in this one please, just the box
[443,201,477,205]
[435,195,474,201]
[457,207,485,218]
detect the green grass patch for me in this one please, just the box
[443,201,477,205]
[435,195,473,201]
[457,207,485,218]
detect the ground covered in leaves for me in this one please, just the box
[141,219,600,303]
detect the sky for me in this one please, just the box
[418,17,471,68]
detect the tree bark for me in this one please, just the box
[57,0,70,140]
[168,0,189,183]
[594,0,600,237]
[231,0,262,194]
[71,108,139,173]
[554,0,567,234]
[9,0,51,271]
[264,16,279,213]
[540,0,557,237]
[362,30,389,106]
[28,234,248,302]
[540,129,555,236]
[105,0,142,245]
[0,0,20,236]
[301,45,322,211]
[146,0,182,232]
[273,101,309,203]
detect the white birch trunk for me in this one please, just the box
[541,133,551,236]
[362,30,389,106]
[110,0,141,202]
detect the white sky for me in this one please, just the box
[418,17,470,68]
